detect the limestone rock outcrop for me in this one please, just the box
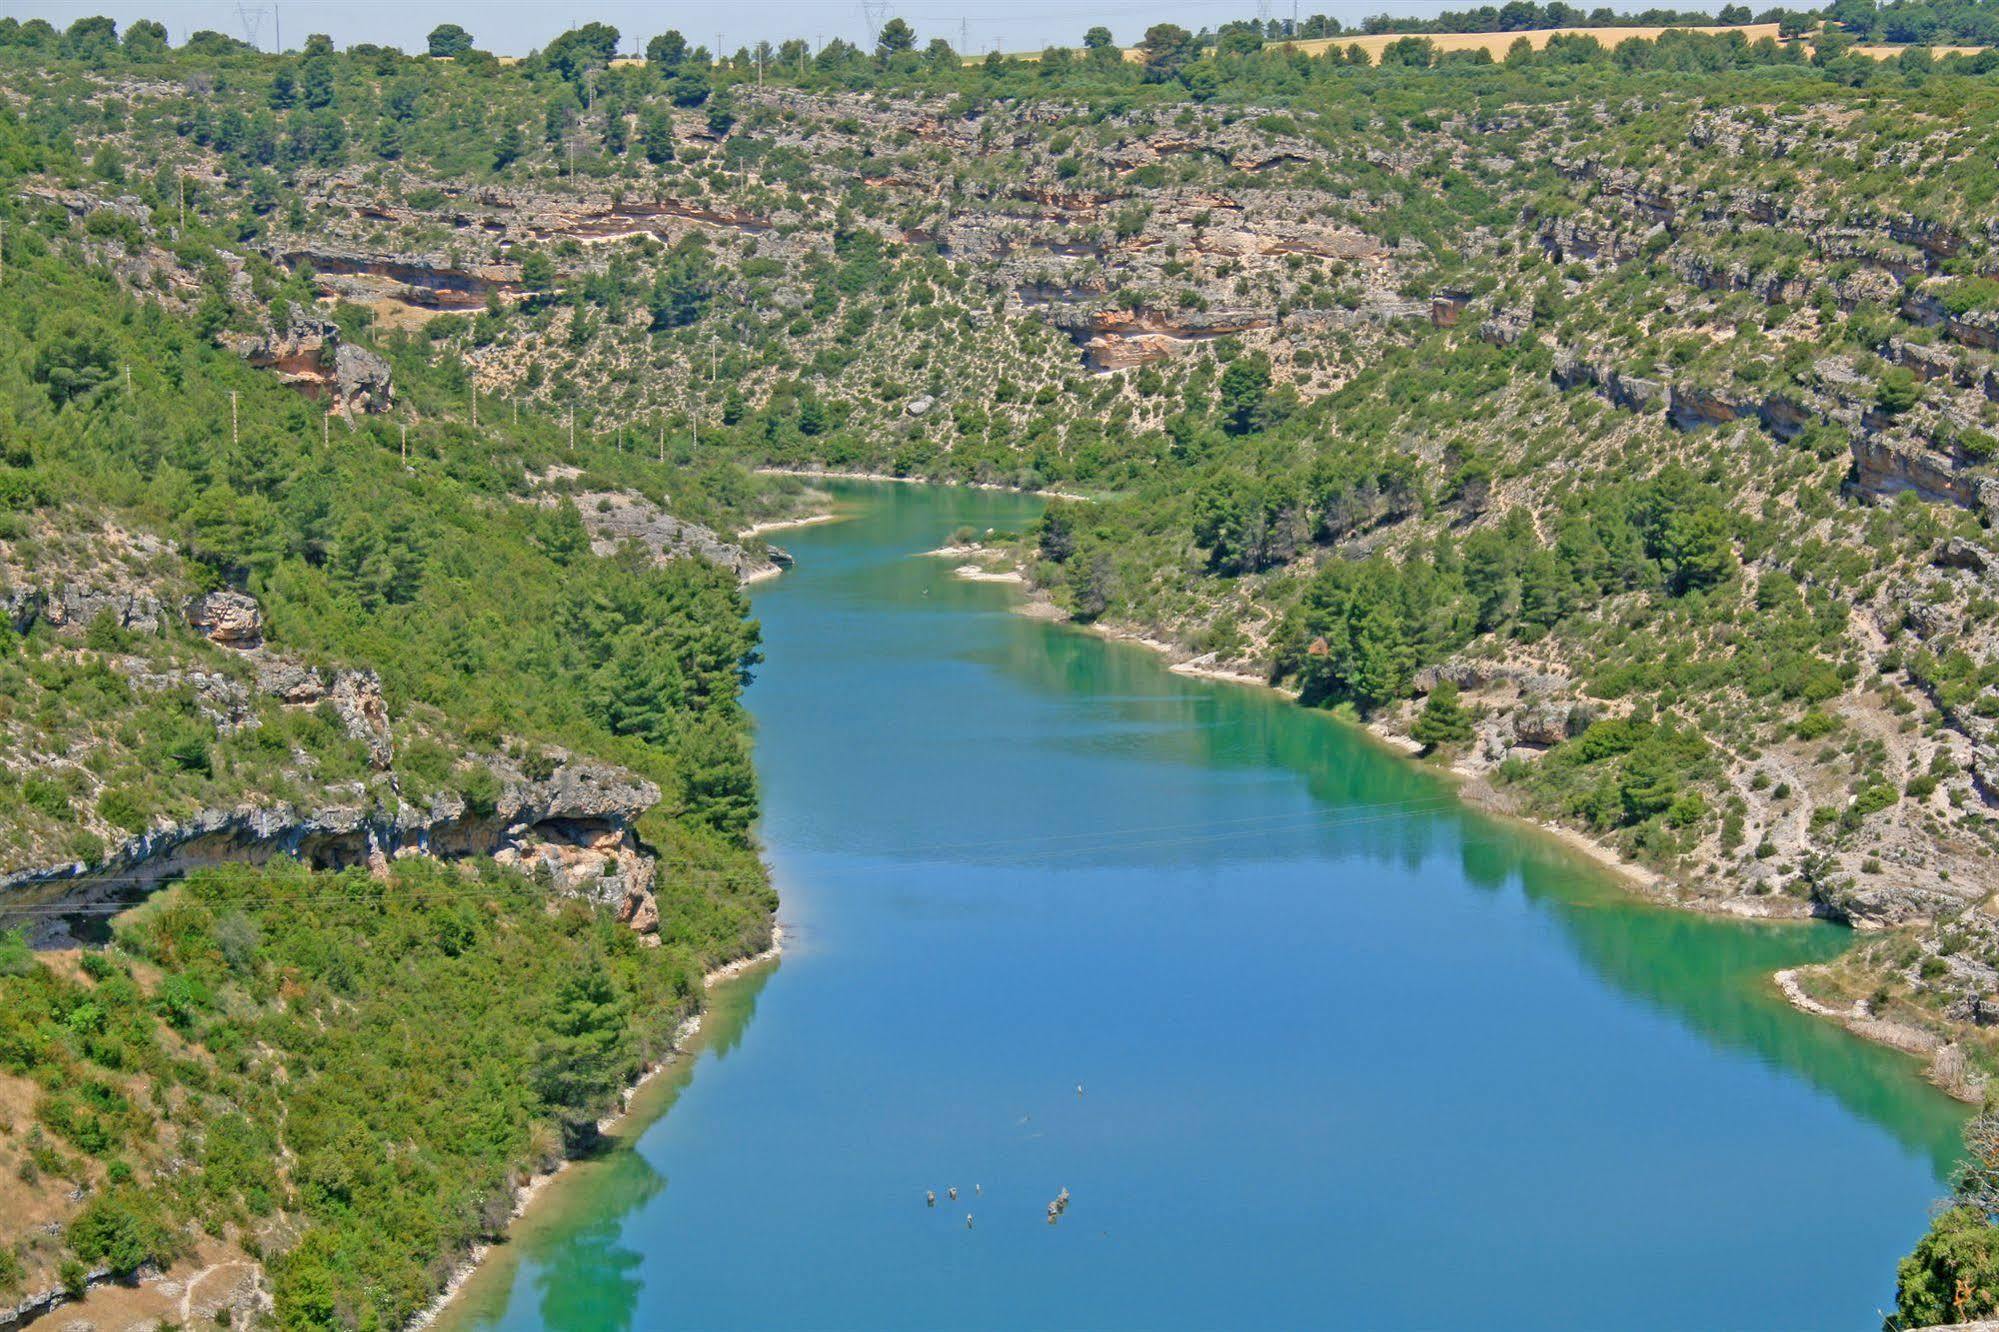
[556,490,783,583]
[187,589,264,649]
[222,302,394,414]
[0,751,668,946]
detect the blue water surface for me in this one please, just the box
[450,482,1964,1332]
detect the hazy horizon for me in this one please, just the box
[6,0,1729,58]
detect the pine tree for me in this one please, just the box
[1411,681,1473,750]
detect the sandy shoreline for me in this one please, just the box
[408,925,786,1330]
[739,512,845,538]
[953,563,1026,584]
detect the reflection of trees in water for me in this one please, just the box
[532,1159,658,1332]
[501,967,775,1332]
[703,961,771,1062]
[1506,837,1970,1176]
[991,620,1465,874]
[997,610,1968,1172]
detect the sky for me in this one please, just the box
[6,0,1570,58]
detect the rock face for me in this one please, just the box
[3,524,177,635]
[332,342,395,414]
[1512,701,1578,748]
[0,552,670,943]
[560,491,782,583]
[1852,434,1999,514]
[222,302,394,414]
[1938,536,1995,573]
[187,589,264,648]
[1050,306,1278,371]
[0,751,668,946]
[332,669,396,769]
[1551,338,1999,517]
[33,583,166,633]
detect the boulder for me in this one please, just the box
[1513,702,1574,748]
[255,657,327,704]
[1938,537,1995,574]
[333,343,394,415]
[1478,309,1530,346]
[2,585,34,633]
[1975,744,1999,804]
[1905,599,1954,641]
[187,590,264,649]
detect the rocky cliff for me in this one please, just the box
[0,528,675,946]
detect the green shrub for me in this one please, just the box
[65,1187,175,1277]
[0,931,35,978]
[21,778,69,820]
[1846,782,1900,824]
[95,789,151,835]
[457,763,501,818]
[1895,1205,1999,1327]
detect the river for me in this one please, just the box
[444,480,1967,1331]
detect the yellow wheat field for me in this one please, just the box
[964,22,1974,65]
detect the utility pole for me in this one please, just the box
[230,391,239,448]
[322,412,329,448]
[400,421,408,465]
[470,383,478,429]
[568,408,575,450]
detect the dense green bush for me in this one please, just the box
[0,853,713,1329]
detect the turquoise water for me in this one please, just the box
[449,481,1966,1331]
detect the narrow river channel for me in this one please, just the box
[446,480,1967,1331]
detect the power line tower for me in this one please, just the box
[861,0,893,46]
[236,4,272,52]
